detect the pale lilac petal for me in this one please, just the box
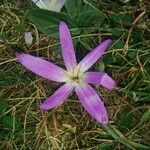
[16,53,66,82]
[59,21,76,71]
[40,83,74,110]
[84,72,117,90]
[75,83,108,124]
[47,0,66,12]
[32,0,48,9]
[78,39,112,73]
[32,0,66,12]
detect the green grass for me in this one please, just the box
[0,0,150,149]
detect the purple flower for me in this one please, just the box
[16,22,117,125]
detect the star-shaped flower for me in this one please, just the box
[16,22,117,124]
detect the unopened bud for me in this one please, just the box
[24,32,33,47]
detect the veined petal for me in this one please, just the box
[32,0,48,9]
[32,0,66,12]
[59,21,76,71]
[78,39,112,73]
[40,83,74,110]
[16,53,66,82]
[84,72,117,90]
[47,0,67,12]
[75,83,108,124]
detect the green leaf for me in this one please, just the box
[112,39,125,49]
[129,0,139,6]
[128,51,137,59]
[111,28,128,36]
[27,9,106,40]
[76,10,105,27]
[0,32,8,41]
[118,109,135,129]
[2,116,20,130]
[137,109,150,126]
[78,37,92,50]
[27,9,76,38]
[97,143,113,150]
[132,31,145,47]
[103,125,135,149]
[65,0,82,18]
[109,13,133,25]
[0,101,9,113]
[96,61,105,72]
[140,109,150,122]
[127,140,149,149]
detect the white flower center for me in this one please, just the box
[65,67,84,86]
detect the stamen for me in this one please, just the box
[65,66,85,85]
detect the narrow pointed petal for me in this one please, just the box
[78,39,112,73]
[84,72,117,90]
[75,83,108,124]
[40,83,74,110]
[16,53,66,82]
[32,0,47,9]
[59,21,76,71]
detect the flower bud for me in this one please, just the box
[24,32,33,47]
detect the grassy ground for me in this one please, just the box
[0,0,150,149]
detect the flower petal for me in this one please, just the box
[59,21,76,71]
[48,0,66,12]
[32,0,49,9]
[32,0,66,12]
[84,72,117,90]
[16,53,66,82]
[78,39,112,73]
[40,83,74,110]
[75,83,108,124]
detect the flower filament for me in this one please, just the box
[65,67,84,86]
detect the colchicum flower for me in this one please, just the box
[32,0,66,12]
[16,22,117,124]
